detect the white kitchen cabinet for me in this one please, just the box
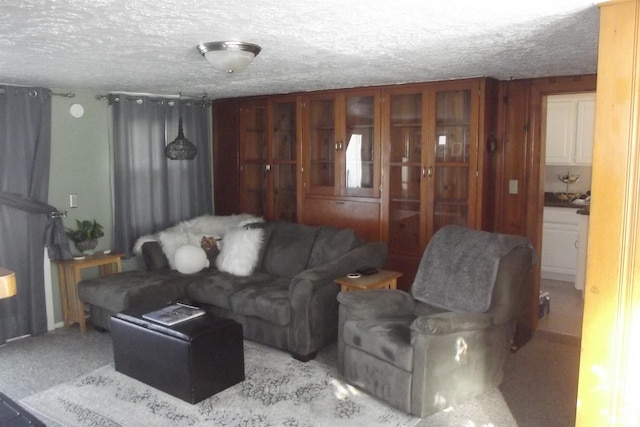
[545,92,596,165]
[541,207,580,282]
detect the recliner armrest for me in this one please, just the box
[411,312,493,335]
[337,289,414,320]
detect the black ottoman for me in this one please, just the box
[111,309,244,404]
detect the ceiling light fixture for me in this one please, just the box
[197,41,261,74]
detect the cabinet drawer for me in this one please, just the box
[542,206,580,225]
[302,198,380,242]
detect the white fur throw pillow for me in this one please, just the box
[174,245,210,274]
[216,228,264,276]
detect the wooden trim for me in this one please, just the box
[577,1,640,425]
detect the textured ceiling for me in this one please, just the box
[0,0,599,100]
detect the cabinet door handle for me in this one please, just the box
[424,166,433,178]
[335,141,343,151]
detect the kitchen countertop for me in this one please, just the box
[544,192,590,215]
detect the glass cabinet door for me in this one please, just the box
[308,96,336,195]
[387,91,424,256]
[343,93,379,197]
[271,100,297,221]
[239,102,267,217]
[432,87,472,232]
[306,91,380,197]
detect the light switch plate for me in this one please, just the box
[509,180,518,194]
[69,194,78,208]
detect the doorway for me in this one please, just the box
[536,92,595,339]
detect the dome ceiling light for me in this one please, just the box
[197,41,262,74]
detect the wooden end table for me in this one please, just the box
[53,252,123,333]
[335,269,403,292]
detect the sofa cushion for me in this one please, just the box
[229,278,291,326]
[262,222,319,278]
[307,226,361,269]
[78,271,191,313]
[187,271,276,310]
[343,318,414,371]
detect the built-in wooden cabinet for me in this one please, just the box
[303,89,382,198]
[236,96,301,222]
[300,88,383,240]
[238,99,267,216]
[268,97,299,222]
[213,78,498,288]
[382,79,498,284]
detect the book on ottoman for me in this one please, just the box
[142,303,205,326]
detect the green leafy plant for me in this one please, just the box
[65,219,104,243]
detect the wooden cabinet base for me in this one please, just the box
[302,198,380,242]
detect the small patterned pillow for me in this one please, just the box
[200,236,220,264]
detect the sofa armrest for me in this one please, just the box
[411,312,493,336]
[286,241,388,357]
[337,289,415,320]
[292,241,388,285]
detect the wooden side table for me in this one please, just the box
[53,252,123,333]
[335,269,403,292]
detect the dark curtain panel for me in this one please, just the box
[112,95,212,257]
[0,85,52,344]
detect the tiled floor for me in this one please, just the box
[537,278,584,338]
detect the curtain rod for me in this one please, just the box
[51,92,75,98]
[95,92,210,102]
[0,88,74,98]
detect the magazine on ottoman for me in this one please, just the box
[142,303,205,326]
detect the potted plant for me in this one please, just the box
[66,219,104,254]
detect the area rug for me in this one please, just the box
[21,342,419,427]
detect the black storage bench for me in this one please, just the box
[111,309,244,404]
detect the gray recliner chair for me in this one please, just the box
[337,225,536,417]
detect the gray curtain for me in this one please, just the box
[111,95,212,257]
[0,85,53,344]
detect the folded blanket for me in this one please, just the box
[412,225,535,312]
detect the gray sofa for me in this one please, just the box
[78,221,387,361]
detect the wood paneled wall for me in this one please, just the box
[212,98,240,215]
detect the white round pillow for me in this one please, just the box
[174,244,210,274]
